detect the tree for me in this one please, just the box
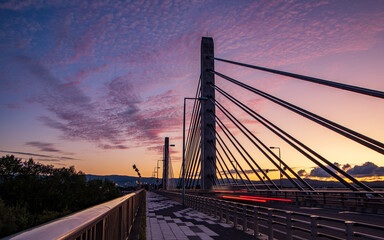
[0,155,121,238]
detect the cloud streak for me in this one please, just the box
[0,150,78,161]
[25,141,61,153]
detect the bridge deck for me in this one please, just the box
[146,192,258,240]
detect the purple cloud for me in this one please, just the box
[15,56,129,148]
[4,103,24,110]
[309,167,331,178]
[99,144,129,150]
[308,162,384,178]
[1,0,383,171]
[26,141,61,153]
[0,150,77,161]
[308,162,343,178]
[12,55,184,151]
[346,162,384,177]
[298,169,308,177]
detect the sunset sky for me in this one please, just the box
[0,0,383,180]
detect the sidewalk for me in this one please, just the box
[146,191,256,240]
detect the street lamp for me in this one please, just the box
[153,167,158,189]
[132,164,141,188]
[157,159,163,186]
[270,146,282,189]
[183,97,208,205]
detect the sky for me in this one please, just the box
[0,0,383,180]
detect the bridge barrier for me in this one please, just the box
[3,189,145,240]
[187,188,384,214]
[159,191,384,240]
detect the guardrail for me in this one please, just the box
[161,191,384,240]
[3,189,145,240]
[186,189,384,214]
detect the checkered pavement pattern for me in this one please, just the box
[146,192,256,240]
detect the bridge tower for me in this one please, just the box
[163,137,169,190]
[200,37,216,190]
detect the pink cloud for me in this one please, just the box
[2,0,383,167]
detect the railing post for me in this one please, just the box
[253,207,259,237]
[323,193,326,206]
[345,221,354,240]
[268,208,274,239]
[226,202,230,224]
[211,198,214,216]
[234,203,238,229]
[202,197,204,212]
[311,215,318,239]
[286,211,292,240]
[209,198,213,216]
[242,205,247,232]
[219,201,223,222]
[190,195,193,208]
[204,198,207,214]
[196,197,198,210]
[214,199,217,218]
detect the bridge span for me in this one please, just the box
[3,37,384,240]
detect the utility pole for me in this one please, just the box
[163,137,169,190]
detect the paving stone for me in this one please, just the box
[196,232,214,240]
[146,191,255,240]
[219,223,232,228]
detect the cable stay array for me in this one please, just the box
[178,39,383,192]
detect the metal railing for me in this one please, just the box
[186,188,384,214]
[4,189,145,240]
[163,192,384,240]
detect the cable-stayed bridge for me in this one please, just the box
[5,37,384,240]
[179,37,383,193]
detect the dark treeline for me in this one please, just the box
[0,155,121,237]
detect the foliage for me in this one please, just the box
[0,155,121,238]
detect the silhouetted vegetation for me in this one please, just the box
[0,155,121,237]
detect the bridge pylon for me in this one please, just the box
[201,37,216,190]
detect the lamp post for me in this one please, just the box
[156,159,163,189]
[183,97,208,205]
[132,164,141,189]
[270,146,282,189]
[163,141,175,190]
[153,167,158,189]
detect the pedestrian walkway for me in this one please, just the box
[146,191,256,240]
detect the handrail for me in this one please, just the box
[3,189,145,240]
[161,191,384,240]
